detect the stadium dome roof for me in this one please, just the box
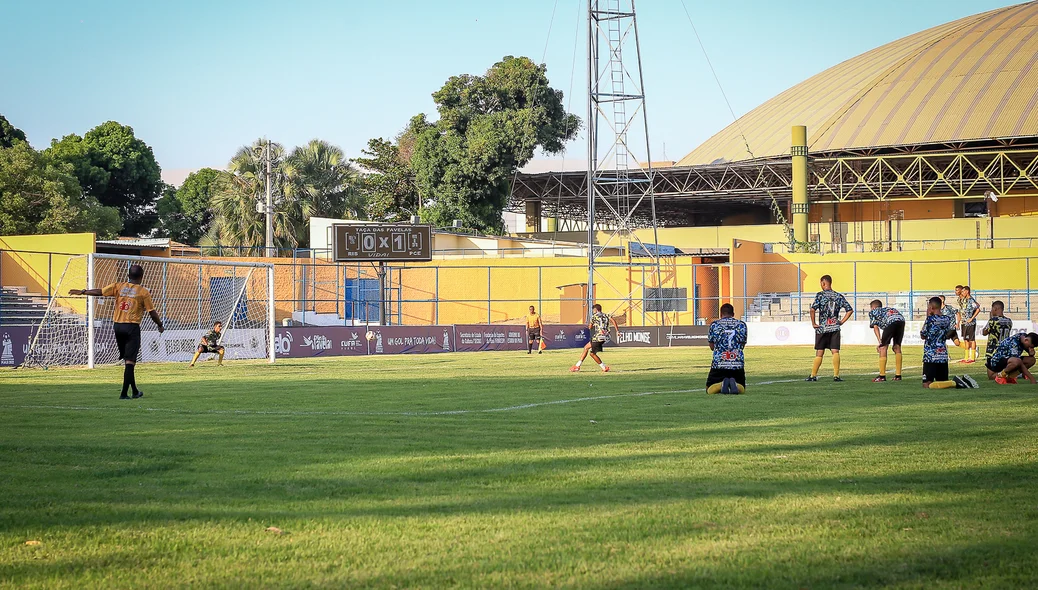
[677,1,1038,166]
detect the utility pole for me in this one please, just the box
[265,140,273,258]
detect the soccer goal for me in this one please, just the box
[23,254,275,368]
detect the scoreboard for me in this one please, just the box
[332,224,433,262]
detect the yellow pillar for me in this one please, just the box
[525,200,542,233]
[546,217,557,232]
[791,125,809,244]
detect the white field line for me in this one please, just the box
[0,366,929,417]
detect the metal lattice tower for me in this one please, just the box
[586,0,663,320]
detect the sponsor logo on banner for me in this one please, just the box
[341,332,365,352]
[275,331,293,355]
[617,328,655,346]
[302,334,333,351]
[442,328,452,351]
[660,326,710,346]
[1,332,16,366]
[454,325,526,352]
[776,326,790,342]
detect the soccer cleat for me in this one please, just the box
[805,376,818,382]
[720,378,731,394]
[952,376,967,389]
[994,375,1008,385]
[894,375,902,381]
[833,377,844,383]
[602,366,610,373]
[569,365,580,372]
[119,394,130,400]
[872,376,887,383]
[962,375,980,389]
[1006,377,1018,385]
[725,377,741,394]
[132,391,144,399]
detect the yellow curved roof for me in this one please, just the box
[678,1,1038,166]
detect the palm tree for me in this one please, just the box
[283,139,368,248]
[209,139,292,254]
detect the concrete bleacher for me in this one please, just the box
[0,286,50,326]
[745,291,1036,323]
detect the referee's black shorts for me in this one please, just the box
[528,328,541,341]
[113,322,142,362]
[879,322,905,347]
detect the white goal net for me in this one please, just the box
[23,254,274,368]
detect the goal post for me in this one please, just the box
[23,254,276,368]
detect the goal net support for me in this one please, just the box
[24,254,275,368]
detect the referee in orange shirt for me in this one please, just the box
[70,264,165,399]
[526,305,543,354]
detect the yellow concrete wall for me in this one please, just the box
[0,233,95,298]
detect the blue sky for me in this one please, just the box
[0,0,1021,183]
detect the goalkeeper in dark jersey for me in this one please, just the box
[190,321,225,367]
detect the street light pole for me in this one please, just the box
[265,140,273,257]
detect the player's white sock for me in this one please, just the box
[599,362,606,369]
[575,360,582,367]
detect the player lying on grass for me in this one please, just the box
[706,303,747,394]
[69,264,164,399]
[570,304,619,373]
[869,299,905,382]
[986,331,1038,385]
[982,300,1013,364]
[190,321,225,367]
[920,297,978,390]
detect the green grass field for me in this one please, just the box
[1,346,1036,589]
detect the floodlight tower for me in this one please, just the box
[586,0,662,322]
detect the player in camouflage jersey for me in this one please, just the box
[570,304,619,373]
[938,295,963,349]
[920,297,977,389]
[868,300,905,382]
[987,331,1038,385]
[982,301,1013,363]
[958,286,981,363]
[190,321,225,367]
[706,303,748,394]
[807,275,853,382]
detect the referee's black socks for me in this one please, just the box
[122,364,139,397]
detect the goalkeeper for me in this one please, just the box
[190,321,225,367]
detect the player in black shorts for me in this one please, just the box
[868,300,905,382]
[807,275,853,382]
[706,304,748,394]
[190,321,225,367]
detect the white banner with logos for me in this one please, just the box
[746,320,1036,347]
[141,328,267,362]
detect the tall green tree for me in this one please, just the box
[283,139,366,247]
[0,142,121,237]
[207,139,293,253]
[46,121,163,236]
[156,168,223,244]
[353,136,419,222]
[0,114,28,149]
[409,56,580,232]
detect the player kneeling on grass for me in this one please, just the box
[869,300,905,382]
[920,297,978,390]
[190,321,225,367]
[986,331,1038,385]
[571,304,619,373]
[706,303,747,394]
[982,301,1013,365]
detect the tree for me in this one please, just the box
[409,56,580,232]
[0,114,27,149]
[46,121,163,236]
[156,168,223,244]
[353,136,419,222]
[0,142,121,238]
[283,139,366,247]
[207,139,294,253]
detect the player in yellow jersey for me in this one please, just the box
[70,264,165,399]
[526,306,543,354]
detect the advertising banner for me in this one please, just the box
[539,325,591,350]
[143,328,268,362]
[0,326,34,367]
[367,326,454,355]
[274,327,367,358]
[659,325,711,346]
[615,326,658,347]
[454,325,527,352]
